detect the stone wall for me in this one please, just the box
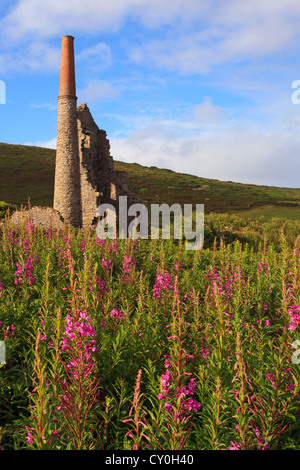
[54,96,82,227]
[77,104,138,229]
[9,206,65,231]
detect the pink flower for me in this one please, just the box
[26,432,34,444]
[61,310,98,375]
[288,305,300,330]
[81,238,86,251]
[110,308,125,320]
[14,254,38,285]
[121,256,136,280]
[153,272,173,298]
[96,277,107,292]
[265,372,276,388]
[102,258,112,269]
[25,426,35,445]
[201,348,209,358]
[188,378,197,393]
[229,441,241,450]
[158,359,200,416]
[0,280,6,298]
[182,398,201,412]
[254,427,268,449]
[165,402,172,412]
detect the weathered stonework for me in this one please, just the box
[54,96,82,226]
[9,206,65,231]
[77,103,138,228]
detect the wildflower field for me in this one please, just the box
[0,217,300,451]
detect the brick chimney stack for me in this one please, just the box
[53,35,81,227]
[58,35,76,97]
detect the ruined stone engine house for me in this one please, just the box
[53,35,137,229]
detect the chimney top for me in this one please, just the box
[58,35,76,99]
[61,35,74,40]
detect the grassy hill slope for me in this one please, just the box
[1,142,300,220]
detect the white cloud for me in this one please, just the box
[0,41,60,74]
[129,21,299,75]
[110,99,300,188]
[2,0,300,76]
[193,98,224,127]
[128,1,300,74]
[76,42,112,71]
[42,137,57,149]
[131,0,209,29]
[2,0,299,49]
[30,102,57,111]
[0,0,208,41]
[111,126,300,188]
[1,1,120,40]
[24,137,57,149]
[77,79,122,103]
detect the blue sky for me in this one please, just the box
[1,0,300,187]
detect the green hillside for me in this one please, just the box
[1,141,300,220]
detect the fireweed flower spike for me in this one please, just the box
[153,272,174,298]
[110,308,125,320]
[56,270,99,449]
[154,276,201,449]
[123,369,149,450]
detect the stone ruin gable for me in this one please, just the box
[77,103,112,228]
[77,103,139,228]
